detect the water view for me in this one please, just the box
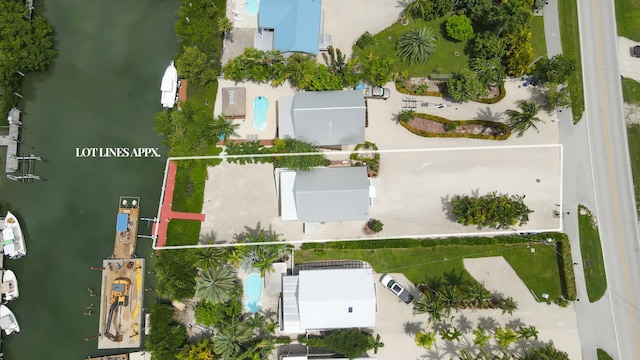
[0,1,177,358]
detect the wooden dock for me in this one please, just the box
[112,198,140,259]
[0,108,21,173]
[97,197,144,350]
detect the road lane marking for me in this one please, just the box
[593,0,640,354]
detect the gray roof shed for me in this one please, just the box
[294,167,369,222]
[283,90,366,146]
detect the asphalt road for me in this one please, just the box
[578,0,640,357]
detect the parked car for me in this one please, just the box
[633,45,640,58]
[364,86,390,100]
[380,274,414,304]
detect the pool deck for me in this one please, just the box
[213,79,295,142]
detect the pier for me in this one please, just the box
[1,108,21,173]
[97,197,144,350]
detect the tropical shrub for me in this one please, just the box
[450,191,533,229]
[535,54,576,84]
[155,249,198,300]
[367,219,384,233]
[355,31,376,49]
[364,56,394,86]
[445,14,474,41]
[472,31,507,60]
[272,138,329,170]
[399,113,510,140]
[473,82,506,104]
[299,329,379,359]
[447,69,489,102]
[194,299,242,327]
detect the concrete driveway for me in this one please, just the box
[618,37,640,82]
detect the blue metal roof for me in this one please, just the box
[116,213,129,232]
[258,0,321,55]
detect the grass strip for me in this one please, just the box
[531,16,548,60]
[577,205,607,302]
[558,0,585,123]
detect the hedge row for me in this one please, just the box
[400,113,511,140]
[473,83,507,104]
[395,80,444,97]
[556,235,577,300]
[300,233,558,250]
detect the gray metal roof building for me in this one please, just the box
[294,167,370,222]
[278,90,366,146]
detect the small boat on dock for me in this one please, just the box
[2,212,26,259]
[1,270,18,303]
[160,61,178,109]
[0,305,20,335]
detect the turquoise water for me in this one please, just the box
[246,0,259,16]
[244,273,262,313]
[252,96,268,131]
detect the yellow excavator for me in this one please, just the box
[104,277,131,342]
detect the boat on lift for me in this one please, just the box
[0,305,20,335]
[1,270,18,303]
[2,212,26,259]
[160,61,178,108]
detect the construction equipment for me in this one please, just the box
[103,277,131,342]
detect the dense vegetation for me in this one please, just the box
[0,0,56,117]
[298,329,383,359]
[225,138,330,171]
[450,191,533,229]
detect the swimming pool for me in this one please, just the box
[246,0,259,16]
[244,273,262,313]
[253,96,268,131]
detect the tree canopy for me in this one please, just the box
[446,69,488,102]
[146,303,188,360]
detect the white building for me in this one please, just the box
[279,268,377,334]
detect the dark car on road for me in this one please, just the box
[380,274,414,304]
[633,45,640,58]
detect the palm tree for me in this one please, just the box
[213,319,255,359]
[195,265,237,304]
[415,331,437,349]
[216,16,233,35]
[506,100,544,137]
[413,293,449,323]
[499,296,518,315]
[369,333,385,354]
[227,248,245,268]
[402,0,431,19]
[468,281,491,308]
[212,114,240,143]
[440,286,463,313]
[253,247,281,277]
[396,27,437,65]
[194,247,228,270]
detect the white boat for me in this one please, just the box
[160,61,178,108]
[2,212,26,259]
[1,270,18,303]
[0,305,19,336]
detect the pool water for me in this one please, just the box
[246,0,259,16]
[253,96,268,131]
[245,273,262,313]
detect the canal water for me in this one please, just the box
[0,0,177,358]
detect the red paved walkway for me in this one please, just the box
[154,160,206,247]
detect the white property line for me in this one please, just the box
[153,143,563,250]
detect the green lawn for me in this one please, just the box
[627,125,640,215]
[622,78,640,106]
[296,242,563,302]
[577,205,607,302]
[558,0,585,123]
[597,348,614,360]
[615,0,640,41]
[531,16,548,60]
[352,15,470,77]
